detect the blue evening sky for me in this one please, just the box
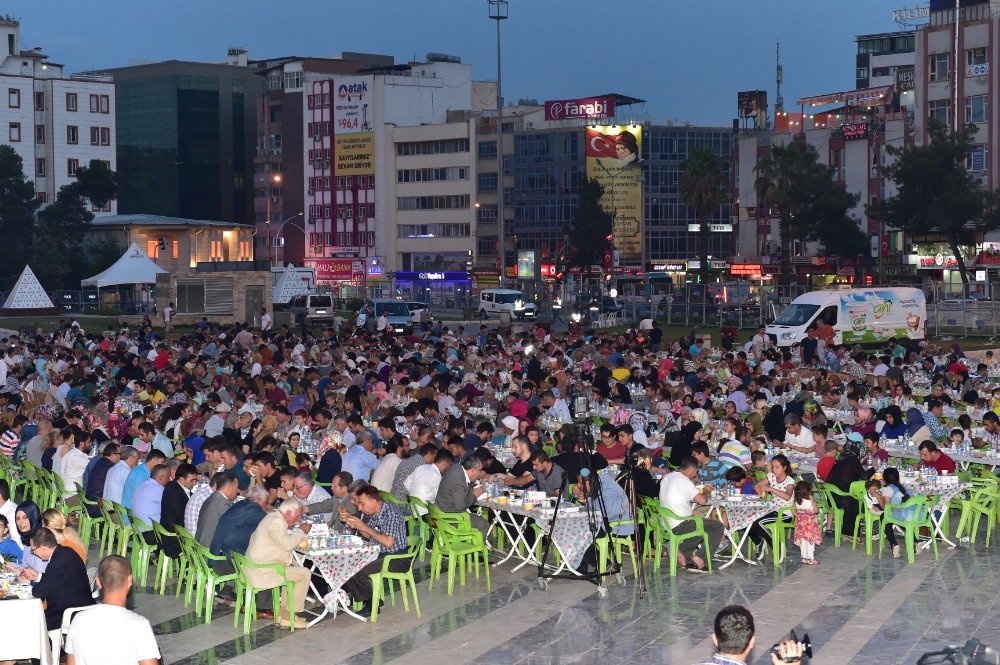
[15,0,906,126]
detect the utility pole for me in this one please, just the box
[489,0,508,286]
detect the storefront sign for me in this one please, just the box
[394,271,470,282]
[687,223,733,233]
[310,258,365,284]
[648,262,686,272]
[842,123,869,140]
[544,96,615,121]
[916,254,959,269]
[896,65,915,92]
[730,263,764,277]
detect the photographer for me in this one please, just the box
[695,605,804,665]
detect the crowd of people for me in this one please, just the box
[0,311,990,656]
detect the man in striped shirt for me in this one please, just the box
[0,415,26,458]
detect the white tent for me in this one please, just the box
[272,264,312,304]
[3,265,55,309]
[81,242,168,288]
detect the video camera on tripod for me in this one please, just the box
[918,639,1000,665]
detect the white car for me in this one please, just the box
[406,301,430,323]
[477,289,536,319]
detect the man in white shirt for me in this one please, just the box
[778,413,815,450]
[370,441,405,492]
[204,403,229,438]
[540,390,572,424]
[658,456,724,573]
[404,449,453,514]
[59,432,94,503]
[261,308,272,331]
[290,471,332,507]
[65,555,161,665]
[103,447,140,505]
[0,479,18,552]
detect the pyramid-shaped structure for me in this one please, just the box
[273,265,311,304]
[3,266,55,309]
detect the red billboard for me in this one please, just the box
[310,258,365,284]
[544,96,615,121]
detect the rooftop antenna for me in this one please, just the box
[775,41,784,114]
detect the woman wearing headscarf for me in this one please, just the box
[801,399,827,428]
[850,407,877,437]
[906,407,931,442]
[825,433,868,543]
[879,405,908,439]
[11,500,47,574]
[668,421,703,468]
[763,405,786,443]
[744,400,769,438]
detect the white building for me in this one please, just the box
[301,55,475,291]
[0,16,116,213]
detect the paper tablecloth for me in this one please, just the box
[308,544,381,612]
[478,498,595,569]
[0,597,51,664]
[709,498,776,532]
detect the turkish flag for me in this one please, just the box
[586,129,619,158]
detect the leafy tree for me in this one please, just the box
[881,121,1000,287]
[754,135,862,284]
[568,177,613,269]
[85,236,124,277]
[679,146,730,282]
[0,146,40,286]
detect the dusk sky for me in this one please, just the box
[18,0,908,126]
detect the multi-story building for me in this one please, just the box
[0,16,117,212]
[856,31,916,91]
[301,55,475,293]
[96,50,281,225]
[253,56,369,266]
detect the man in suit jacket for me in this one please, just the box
[244,497,312,628]
[22,527,94,630]
[434,455,489,534]
[196,473,238,546]
[160,463,199,557]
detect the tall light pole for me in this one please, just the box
[265,173,282,268]
[489,0,508,285]
[271,212,305,268]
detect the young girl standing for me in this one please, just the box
[793,480,822,565]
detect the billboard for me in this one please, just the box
[737,90,767,129]
[333,76,374,133]
[544,96,615,122]
[335,132,374,175]
[310,258,365,285]
[585,125,643,261]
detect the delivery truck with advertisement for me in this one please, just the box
[766,287,926,347]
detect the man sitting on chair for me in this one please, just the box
[244,497,311,628]
[341,485,408,619]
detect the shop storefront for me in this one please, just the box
[392,271,473,308]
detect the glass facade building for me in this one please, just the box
[103,63,263,224]
[509,125,734,263]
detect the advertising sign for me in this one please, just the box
[333,76,374,133]
[842,123,869,140]
[544,95,615,122]
[586,125,643,261]
[335,132,374,175]
[838,289,925,344]
[737,90,768,129]
[310,258,365,285]
[895,65,915,92]
[517,250,537,280]
[917,254,959,269]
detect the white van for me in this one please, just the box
[478,289,537,319]
[363,299,412,333]
[766,287,926,347]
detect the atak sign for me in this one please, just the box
[544,96,615,121]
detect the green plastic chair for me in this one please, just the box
[763,505,798,565]
[822,484,861,546]
[595,519,638,577]
[151,520,186,595]
[407,496,431,561]
[178,531,238,623]
[954,483,1000,547]
[643,497,713,576]
[127,511,157,588]
[74,487,104,549]
[370,535,422,622]
[173,526,200,605]
[879,495,937,563]
[427,504,491,595]
[231,552,299,634]
[110,502,133,556]
[853,489,884,556]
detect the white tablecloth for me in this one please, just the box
[0,597,51,664]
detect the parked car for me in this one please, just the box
[286,293,336,327]
[405,301,430,323]
[477,289,536,319]
[363,299,412,333]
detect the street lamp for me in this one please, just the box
[488,0,508,285]
[265,173,282,265]
[270,211,303,268]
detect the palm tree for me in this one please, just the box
[754,139,807,286]
[679,147,730,282]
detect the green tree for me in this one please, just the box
[568,177,613,269]
[679,146,729,282]
[881,121,1000,287]
[34,160,119,288]
[85,236,124,277]
[754,134,862,284]
[0,145,40,286]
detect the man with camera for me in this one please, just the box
[695,605,805,665]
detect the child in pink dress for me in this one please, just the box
[793,480,822,565]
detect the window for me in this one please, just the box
[90,127,100,145]
[89,94,99,113]
[35,158,45,176]
[7,88,18,108]
[67,159,79,177]
[477,204,498,223]
[147,240,159,259]
[397,223,471,238]
[100,95,109,114]
[396,195,470,210]
[395,138,469,156]
[477,172,498,192]
[477,236,498,256]
[65,92,77,112]
[211,240,223,260]
[871,66,893,78]
[35,125,44,143]
[66,125,78,144]
[967,47,988,66]
[176,280,206,314]
[930,53,950,81]
[34,91,44,111]
[856,68,868,80]
[8,122,19,142]
[929,99,950,126]
[100,127,110,146]
[283,71,302,90]
[396,166,469,183]
[172,241,179,259]
[966,95,988,124]
[35,192,46,203]
[968,144,987,172]
[477,140,498,159]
